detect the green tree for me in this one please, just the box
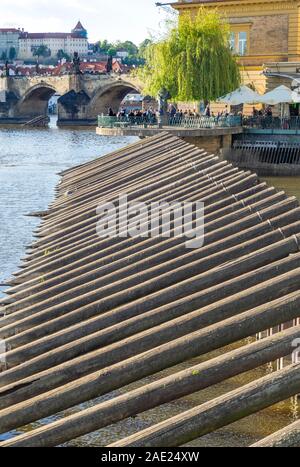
[115,40,138,56]
[32,45,51,59]
[9,47,17,61]
[57,49,70,62]
[139,9,240,102]
[107,47,117,57]
[97,40,113,54]
[139,38,152,58]
[1,51,7,61]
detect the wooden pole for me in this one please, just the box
[4,191,287,315]
[0,326,299,446]
[6,185,275,300]
[1,289,300,409]
[1,220,299,339]
[4,242,300,360]
[108,364,300,448]
[251,420,300,447]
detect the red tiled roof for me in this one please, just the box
[73,21,86,31]
[20,32,87,40]
[0,28,20,33]
[51,60,127,76]
[20,32,69,39]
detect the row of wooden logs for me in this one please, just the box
[0,132,300,447]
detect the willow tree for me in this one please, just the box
[139,9,241,102]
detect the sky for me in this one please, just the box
[0,0,172,45]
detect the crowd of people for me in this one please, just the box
[252,106,273,118]
[107,103,235,123]
[108,106,157,123]
[106,102,271,125]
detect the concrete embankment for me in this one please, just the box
[1,132,300,447]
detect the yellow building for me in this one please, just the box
[172,0,300,113]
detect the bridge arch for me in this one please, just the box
[14,83,58,119]
[86,80,143,119]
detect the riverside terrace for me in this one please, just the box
[96,114,243,154]
[96,115,300,162]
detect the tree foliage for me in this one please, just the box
[139,9,241,102]
[57,49,70,62]
[94,38,150,65]
[32,45,51,59]
[9,47,16,60]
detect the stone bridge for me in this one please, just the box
[0,74,143,125]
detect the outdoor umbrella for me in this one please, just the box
[260,85,300,105]
[217,85,262,105]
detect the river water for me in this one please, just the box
[0,120,299,446]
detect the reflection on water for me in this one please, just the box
[264,177,300,201]
[0,125,299,446]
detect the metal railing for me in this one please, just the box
[98,114,242,129]
[231,140,300,165]
[243,116,300,130]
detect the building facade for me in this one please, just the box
[172,0,300,112]
[16,21,88,60]
[0,28,20,59]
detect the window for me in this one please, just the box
[229,32,235,51]
[238,31,247,56]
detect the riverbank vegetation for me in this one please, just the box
[93,39,152,65]
[139,9,241,102]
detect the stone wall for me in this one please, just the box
[246,14,289,56]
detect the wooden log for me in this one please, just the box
[1,277,300,400]
[4,191,287,315]
[22,162,234,265]
[5,242,300,360]
[42,148,213,223]
[30,169,249,253]
[53,136,189,210]
[6,191,294,296]
[1,214,299,339]
[41,148,211,231]
[24,173,257,260]
[6,182,269,294]
[12,173,258,284]
[39,148,214,234]
[20,158,223,268]
[57,133,175,179]
[0,326,299,446]
[58,133,177,181]
[5,184,274,299]
[38,163,233,236]
[6,181,266,290]
[251,420,300,447]
[12,158,230,276]
[108,363,300,448]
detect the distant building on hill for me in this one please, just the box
[0,28,20,59]
[14,21,88,60]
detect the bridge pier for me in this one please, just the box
[0,75,142,126]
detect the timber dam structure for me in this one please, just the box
[1,133,300,446]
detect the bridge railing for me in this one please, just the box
[98,115,242,129]
[243,116,300,130]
